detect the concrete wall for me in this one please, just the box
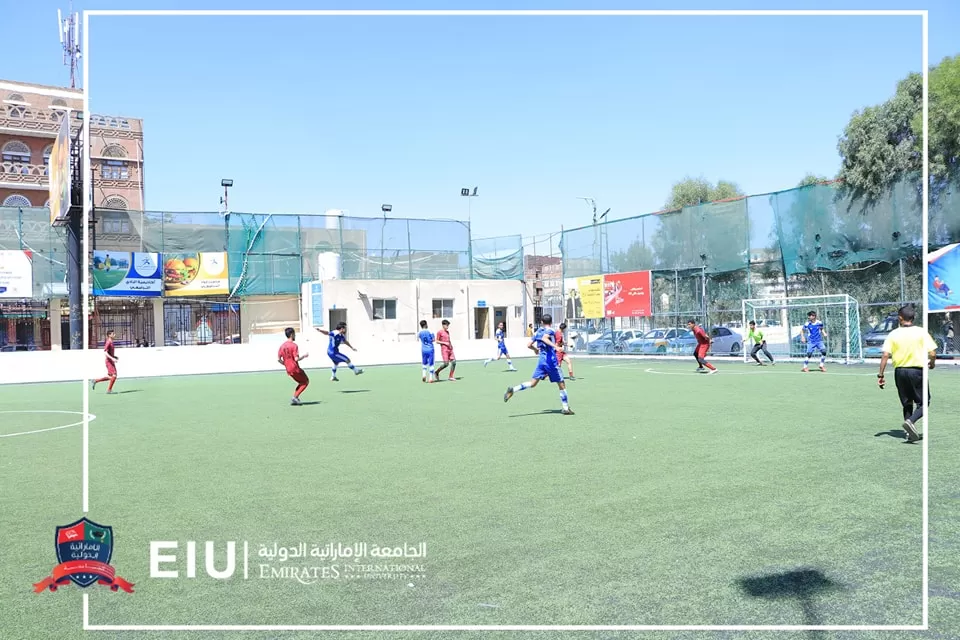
[0,336,535,385]
[317,279,529,345]
[240,295,300,342]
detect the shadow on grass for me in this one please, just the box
[340,390,370,394]
[875,429,907,439]
[509,409,565,418]
[297,401,321,406]
[117,390,142,394]
[738,569,843,639]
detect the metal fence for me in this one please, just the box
[556,177,944,354]
[124,210,523,294]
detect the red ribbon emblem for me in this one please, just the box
[34,560,135,593]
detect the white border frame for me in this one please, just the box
[80,8,929,633]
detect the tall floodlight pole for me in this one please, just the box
[576,197,610,272]
[460,186,478,225]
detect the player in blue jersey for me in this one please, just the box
[503,314,573,415]
[418,320,436,383]
[801,310,828,372]
[315,322,363,381]
[484,321,517,371]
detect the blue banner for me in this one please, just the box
[92,251,162,297]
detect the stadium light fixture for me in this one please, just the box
[220,179,233,216]
[460,186,478,224]
[382,204,392,213]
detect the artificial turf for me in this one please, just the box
[1,358,958,640]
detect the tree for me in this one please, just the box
[607,178,746,274]
[665,177,743,210]
[914,55,960,186]
[797,174,829,188]
[836,73,923,203]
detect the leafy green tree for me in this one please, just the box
[797,174,829,187]
[607,178,747,275]
[836,73,923,203]
[665,177,743,210]
[914,55,960,186]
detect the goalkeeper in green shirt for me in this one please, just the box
[747,320,774,365]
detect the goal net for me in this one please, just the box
[741,294,863,364]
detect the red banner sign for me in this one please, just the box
[603,270,652,317]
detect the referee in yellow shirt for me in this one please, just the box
[877,304,937,443]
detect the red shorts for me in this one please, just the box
[557,350,566,362]
[441,348,455,362]
[106,360,117,376]
[287,369,309,384]
[695,344,709,359]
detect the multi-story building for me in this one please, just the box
[0,79,145,350]
[0,79,144,212]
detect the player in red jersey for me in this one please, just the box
[434,319,457,382]
[556,322,575,379]
[278,327,310,405]
[92,330,119,393]
[687,319,717,374]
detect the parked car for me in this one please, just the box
[587,330,642,354]
[861,313,899,358]
[667,326,742,356]
[709,326,743,356]
[668,330,698,354]
[626,328,688,355]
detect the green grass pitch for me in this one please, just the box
[1,358,958,640]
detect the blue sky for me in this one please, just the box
[3,1,957,247]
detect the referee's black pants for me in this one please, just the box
[894,367,927,424]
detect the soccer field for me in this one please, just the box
[2,359,959,639]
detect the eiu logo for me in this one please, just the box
[34,518,134,593]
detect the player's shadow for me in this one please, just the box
[875,429,907,439]
[340,389,369,394]
[738,569,843,639]
[298,401,321,406]
[117,390,141,394]
[509,409,565,418]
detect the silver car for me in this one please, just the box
[587,330,642,354]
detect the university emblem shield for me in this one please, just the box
[55,518,114,588]
[34,516,133,592]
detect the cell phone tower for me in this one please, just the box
[58,3,82,88]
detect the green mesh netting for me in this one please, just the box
[772,178,922,276]
[124,210,514,295]
[562,177,928,282]
[471,235,523,280]
[0,207,70,298]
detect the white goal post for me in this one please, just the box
[741,294,864,364]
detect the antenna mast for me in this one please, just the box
[58,2,82,88]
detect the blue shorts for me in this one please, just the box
[422,351,435,366]
[807,342,826,355]
[532,362,563,383]
[328,351,350,365]
[498,343,509,355]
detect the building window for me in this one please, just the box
[102,144,128,158]
[7,93,25,102]
[2,194,32,207]
[372,298,397,320]
[101,214,131,235]
[51,98,67,107]
[101,196,128,210]
[2,140,31,164]
[432,298,454,319]
[101,160,129,180]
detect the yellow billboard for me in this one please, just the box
[576,275,604,319]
